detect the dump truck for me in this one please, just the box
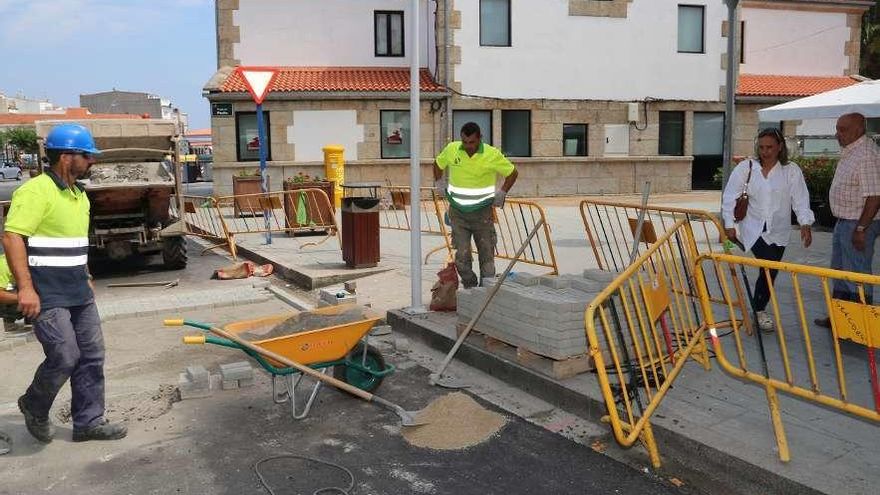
[34,119,188,270]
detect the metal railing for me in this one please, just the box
[169,195,227,254]
[493,199,558,274]
[580,199,753,334]
[380,186,558,274]
[585,218,710,467]
[695,253,880,463]
[379,186,452,262]
[212,188,338,258]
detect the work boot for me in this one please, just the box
[18,395,55,443]
[72,419,128,442]
[814,316,832,329]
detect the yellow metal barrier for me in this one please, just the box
[694,253,880,463]
[213,188,338,259]
[379,186,452,262]
[580,199,753,335]
[493,199,559,274]
[434,195,558,274]
[378,186,558,274]
[168,195,229,254]
[585,219,711,467]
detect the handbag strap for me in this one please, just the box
[743,160,753,193]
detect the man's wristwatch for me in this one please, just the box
[856,224,868,232]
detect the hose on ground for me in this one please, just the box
[254,453,355,495]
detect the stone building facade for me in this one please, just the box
[205,0,871,196]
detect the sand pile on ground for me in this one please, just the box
[403,392,507,450]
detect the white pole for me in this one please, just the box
[409,0,423,310]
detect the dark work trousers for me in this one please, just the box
[23,301,105,430]
[750,237,786,312]
[449,206,497,288]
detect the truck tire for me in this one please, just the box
[162,236,187,270]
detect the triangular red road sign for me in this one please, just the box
[237,67,279,105]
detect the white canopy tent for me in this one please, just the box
[758,79,880,121]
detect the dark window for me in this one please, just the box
[236,112,271,162]
[659,111,685,156]
[453,110,493,144]
[739,21,746,64]
[563,124,588,156]
[380,110,410,158]
[678,5,704,54]
[502,110,530,157]
[375,11,404,57]
[480,0,511,47]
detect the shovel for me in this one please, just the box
[164,319,426,426]
[429,219,546,389]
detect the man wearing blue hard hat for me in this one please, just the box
[1,123,127,443]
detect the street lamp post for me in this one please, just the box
[408,0,424,312]
[722,0,740,191]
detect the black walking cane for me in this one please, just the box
[727,237,770,378]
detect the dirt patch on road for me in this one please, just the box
[402,392,507,451]
[56,385,179,424]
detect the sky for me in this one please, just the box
[0,0,217,129]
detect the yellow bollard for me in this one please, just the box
[322,145,345,208]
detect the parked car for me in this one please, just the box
[0,162,22,181]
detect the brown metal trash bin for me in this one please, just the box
[340,183,381,268]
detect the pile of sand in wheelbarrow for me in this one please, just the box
[239,307,366,341]
[403,392,507,450]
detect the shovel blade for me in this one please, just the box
[396,407,429,427]
[428,373,472,389]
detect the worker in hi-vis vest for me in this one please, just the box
[434,122,518,289]
[2,123,127,444]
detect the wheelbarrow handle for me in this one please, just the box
[165,319,213,331]
[183,335,207,345]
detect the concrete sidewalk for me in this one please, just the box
[231,191,880,495]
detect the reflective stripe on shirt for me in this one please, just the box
[28,236,89,248]
[28,255,89,267]
[26,236,89,266]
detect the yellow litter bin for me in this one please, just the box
[322,145,345,208]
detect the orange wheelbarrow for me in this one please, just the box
[166,305,398,420]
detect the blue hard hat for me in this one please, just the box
[44,123,101,155]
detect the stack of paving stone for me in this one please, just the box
[317,286,357,307]
[456,269,622,365]
[219,361,255,390]
[177,362,256,399]
[178,365,213,399]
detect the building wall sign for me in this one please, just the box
[212,103,233,117]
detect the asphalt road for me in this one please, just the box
[95,366,680,495]
[0,176,26,202]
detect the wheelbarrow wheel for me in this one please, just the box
[333,343,386,393]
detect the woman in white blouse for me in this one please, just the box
[722,128,815,331]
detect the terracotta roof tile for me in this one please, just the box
[219,67,445,94]
[186,128,212,137]
[0,108,144,126]
[737,74,861,97]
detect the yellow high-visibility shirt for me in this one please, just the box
[436,141,514,212]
